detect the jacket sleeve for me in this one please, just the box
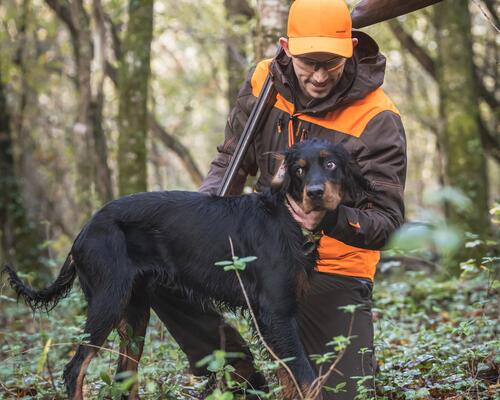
[199,69,258,195]
[322,110,407,250]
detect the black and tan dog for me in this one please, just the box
[4,139,369,399]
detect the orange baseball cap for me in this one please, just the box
[287,0,353,58]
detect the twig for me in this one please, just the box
[1,342,139,365]
[0,380,17,395]
[471,0,500,32]
[231,370,263,400]
[46,352,57,391]
[228,237,305,400]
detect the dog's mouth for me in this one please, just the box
[302,182,342,214]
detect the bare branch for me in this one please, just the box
[103,12,122,61]
[478,117,500,163]
[481,0,500,27]
[476,71,499,110]
[388,19,436,79]
[148,116,204,187]
[44,0,77,37]
[472,0,500,32]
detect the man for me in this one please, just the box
[152,0,406,398]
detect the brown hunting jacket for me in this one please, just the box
[200,31,407,280]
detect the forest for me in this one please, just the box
[0,0,498,398]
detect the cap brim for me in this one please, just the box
[288,36,353,58]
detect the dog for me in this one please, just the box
[4,139,369,399]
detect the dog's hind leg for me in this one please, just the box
[115,289,150,399]
[64,290,132,399]
[62,223,138,399]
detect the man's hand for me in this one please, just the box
[286,195,326,231]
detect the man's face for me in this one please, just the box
[279,37,357,101]
[290,53,347,100]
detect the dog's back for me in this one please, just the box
[71,190,310,306]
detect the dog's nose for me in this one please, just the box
[306,185,324,199]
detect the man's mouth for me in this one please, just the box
[310,81,329,88]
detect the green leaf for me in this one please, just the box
[100,371,112,385]
[338,304,361,314]
[215,261,234,266]
[36,338,52,374]
[239,256,257,263]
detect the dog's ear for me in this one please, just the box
[270,156,291,193]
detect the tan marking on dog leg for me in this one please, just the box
[116,319,130,373]
[116,312,149,399]
[73,350,96,400]
[277,368,303,400]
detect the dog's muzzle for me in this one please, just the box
[303,182,342,213]
[306,184,325,200]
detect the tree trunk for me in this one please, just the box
[45,0,113,210]
[69,0,98,215]
[118,0,154,195]
[105,61,204,187]
[433,0,490,235]
[224,0,254,106]
[0,70,50,282]
[255,0,288,59]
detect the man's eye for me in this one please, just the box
[296,167,304,177]
[326,161,336,170]
[301,59,315,66]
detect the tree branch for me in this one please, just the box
[148,116,204,186]
[482,0,499,27]
[44,0,77,37]
[478,116,500,163]
[476,71,499,110]
[103,12,122,61]
[388,19,436,79]
[105,62,203,186]
[474,0,500,32]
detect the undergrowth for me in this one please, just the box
[1,258,497,399]
[1,219,498,399]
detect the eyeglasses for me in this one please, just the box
[293,56,347,73]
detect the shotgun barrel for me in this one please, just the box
[216,72,277,196]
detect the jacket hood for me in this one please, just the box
[270,31,386,115]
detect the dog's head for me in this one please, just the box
[271,139,370,213]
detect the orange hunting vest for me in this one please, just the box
[251,60,400,281]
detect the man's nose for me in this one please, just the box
[306,184,325,199]
[312,68,329,83]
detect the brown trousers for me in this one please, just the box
[150,272,374,399]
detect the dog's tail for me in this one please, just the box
[3,254,77,312]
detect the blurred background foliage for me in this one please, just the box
[0,0,498,398]
[0,0,498,274]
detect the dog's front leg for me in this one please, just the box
[257,310,318,399]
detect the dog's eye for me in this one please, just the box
[296,167,304,177]
[326,161,336,170]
